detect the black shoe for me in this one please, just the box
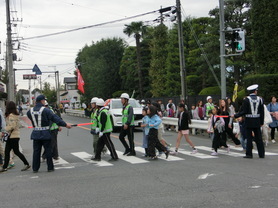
[123,150,130,155]
[108,158,118,162]
[0,168,7,173]
[33,170,38,173]
[21,165,31,171]
[165,150,170,159]
[92,158,101,161]
[259,156,265,158]
[243,155,253,159]
[48,169,55,172]
[126,152,136,156]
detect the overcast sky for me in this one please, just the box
[0,0,219,90]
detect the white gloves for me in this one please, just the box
[99,132,103,137]
[95,128,100,133]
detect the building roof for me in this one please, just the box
[64,77,76,84]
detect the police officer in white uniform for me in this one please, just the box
[234,84,265,158]
[27,95,71,172]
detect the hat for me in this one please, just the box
[247,84,258,91]
[206,96,212,101]
[36,95,46,102]
[96,98,105,106]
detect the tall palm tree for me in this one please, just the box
[123,21,147,99]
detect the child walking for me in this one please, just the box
[172,103,197,155]
[147,106,169,160]
[140,107,149,157]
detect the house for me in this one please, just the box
[60,77,81,109]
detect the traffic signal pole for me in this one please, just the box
[219,0,226,99]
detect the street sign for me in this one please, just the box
[23,74,37,80]
[32,64,42,75]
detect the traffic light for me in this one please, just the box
[233,30,245,52]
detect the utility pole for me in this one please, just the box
[55,70,60,106]
[176,0,187,102]
[6,0,15,101]
[219,0,226,99]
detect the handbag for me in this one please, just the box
[269,121,278,128]
[2,132,10,142]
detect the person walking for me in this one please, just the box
[234,84,265,159]
[140,107,150,157]
[219,99,241,146]
[267,96,278,143]
[27,95,71,172]
[147,106,169,160]
[0,101,30,173]
[172,103,197,155]
[92,99,118,161]
[119,93,136,156]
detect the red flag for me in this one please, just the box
[76,69,85,94]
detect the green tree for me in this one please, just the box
[42,83,56,104]
[123,21,147,99]
[149,24,169,97]
[76,38,126,101]
[251,0,278,74]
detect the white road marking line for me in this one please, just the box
[198,173,209,179]
[196,146,245,157]
[135,147,185,161]
[229,146,278,156]
[116,150,149,164]
[71,151,113,167]
[177,148,218,159]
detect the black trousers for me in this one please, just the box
[270,126,278,140]
[148,128,167,157]
[3,138,29,169]
[246,127,265,158]
[33,139,53,171]
[42,129,59,159]
[222,123,241,145]
[95,133,118,160]
[119,126,135,154]
[212,130,228,152]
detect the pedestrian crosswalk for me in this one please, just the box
[52,145,278,170]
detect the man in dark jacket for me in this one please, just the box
[27,95,71,172]
[234,84,265,158]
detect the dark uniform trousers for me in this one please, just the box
[119,126,135,154]
[42,129,59,159]
[95,133,118,160]
[33,139,53,171]
[246,127,265,158]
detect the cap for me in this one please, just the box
[206,96,212,101]
[247,84,259,91]
[120,93,130,99]
[36,95,46,102]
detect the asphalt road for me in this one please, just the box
[0,114,277,208]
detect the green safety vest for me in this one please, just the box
[206,102,215,117]
[49,107,59,130]
[91,108,98,130]
[97,108,113,133]
[122,104,134,126]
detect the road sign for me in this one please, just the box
[23,74,37,80]
[32,64,42,75]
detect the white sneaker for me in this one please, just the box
[211,151,218,156]
[192,149,198,154]
[272,140,276,144]
[226,145,230,153]
[169,151,178,156]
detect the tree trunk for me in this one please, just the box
[135,34,143,99]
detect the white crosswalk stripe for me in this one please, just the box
[50,145,278,170]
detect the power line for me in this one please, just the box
[19,8,170,41]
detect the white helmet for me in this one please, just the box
[90,97,98,103]
[96,98,105,106]
[206,96,212,101]
[44,101,49,106]
[120,93,130,99]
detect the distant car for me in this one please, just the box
[105,98,143,128]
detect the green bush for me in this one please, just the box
[199,86,221,95]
